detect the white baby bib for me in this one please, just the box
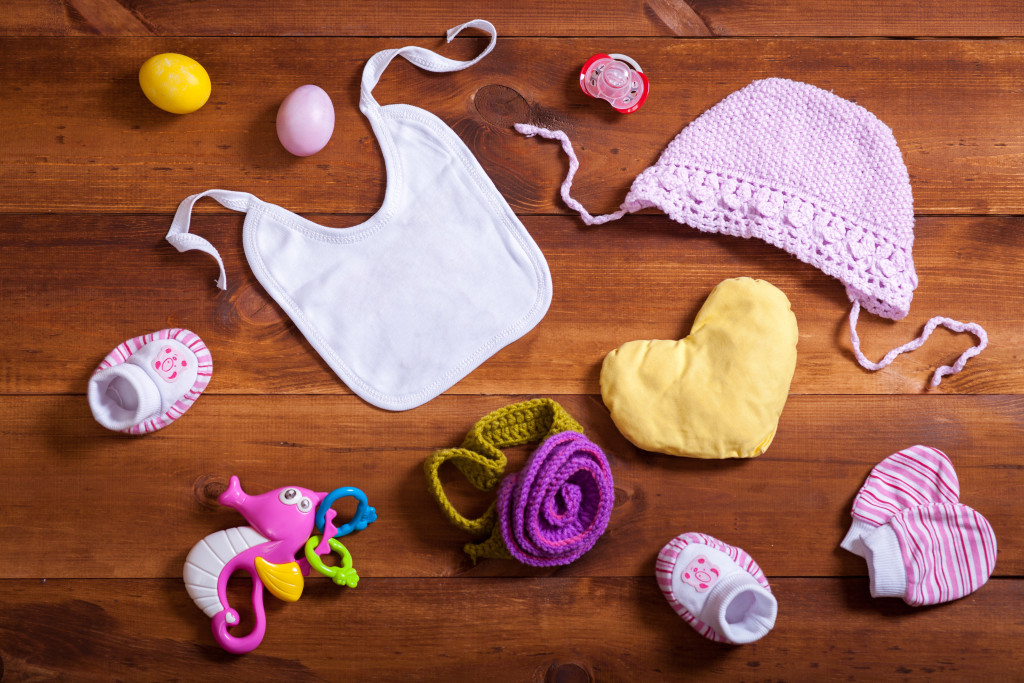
[166,21,552,411]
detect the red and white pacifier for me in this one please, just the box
[579,53,650,114]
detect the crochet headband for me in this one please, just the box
[424,398,614,567]
[517,78,987,388]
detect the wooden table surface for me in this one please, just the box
[2,2,1023,680]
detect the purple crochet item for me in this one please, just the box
[516,78,987,388]
[496,430,614,567]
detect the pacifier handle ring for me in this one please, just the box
[315,486,377,538]
[608,53,643,73]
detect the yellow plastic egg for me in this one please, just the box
[139,53,211,114]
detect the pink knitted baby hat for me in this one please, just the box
[516,78,987,387]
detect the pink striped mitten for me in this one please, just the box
[841,445,960,558]
[863,502,997,606]
[656,533,777,645]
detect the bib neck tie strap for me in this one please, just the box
[848,299,988,388]
[424,398,584,562]
[360,19,497,116]
[165,189,255,290]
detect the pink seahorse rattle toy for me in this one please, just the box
[184,476,376,654]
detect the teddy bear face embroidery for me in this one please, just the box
[154,346,187,382]
[681,555,720,592]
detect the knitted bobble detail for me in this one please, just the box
[651,162,914,320]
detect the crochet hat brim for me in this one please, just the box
[622,175,916,320]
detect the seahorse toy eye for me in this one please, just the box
[184,475,377,654]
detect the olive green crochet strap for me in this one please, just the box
[424,447,504,537]
[464,529,513,563]
[463,397,583,455]
[424,399,583,559]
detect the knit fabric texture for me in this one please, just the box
[868,502,997,606]
[852,445,960,527]
[840,445,961,557]
[496,430,614,566]
[622,78,915,321]
[425,399,613,564]
[516,77,988,388]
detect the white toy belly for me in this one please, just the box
[183,526,269,618]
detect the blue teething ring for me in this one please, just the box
[315,486,377,538]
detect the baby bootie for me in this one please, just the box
[88,328,212,434]
[841,445,960,558]
[656,533,777,645]
[863,502,996,606]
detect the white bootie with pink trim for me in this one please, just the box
[88,328,212,434]
[656,532,777,645]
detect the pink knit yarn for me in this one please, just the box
[516,77,988,387]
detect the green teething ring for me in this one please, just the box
[305,535,360,588]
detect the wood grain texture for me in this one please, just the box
[2,5,1022,679]
[1,394,1020,579]
[2,214,1018,396]
[2,38,1024,214]
[1,578,1021,681]
[2,0,1023,37]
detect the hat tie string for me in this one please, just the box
[848,300,988,388]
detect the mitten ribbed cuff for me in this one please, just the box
[702,571,778,645]
[840,517,880,557]
[864,524,907,599]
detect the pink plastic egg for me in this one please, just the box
[276,85,335,157]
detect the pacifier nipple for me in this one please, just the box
[596,62,629,94]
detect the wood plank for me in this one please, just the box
[2,38,1024,215]
[0,395,1019,579]
[683,0,1024,37]
[2,214,1018,396]
[2,4,1021,682]
[1,577,1020,680]
[2,1,1023,37]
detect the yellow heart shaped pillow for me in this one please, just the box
[600,278,798,459]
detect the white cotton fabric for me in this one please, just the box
[165,21,552,411]
[863,524,908,599]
